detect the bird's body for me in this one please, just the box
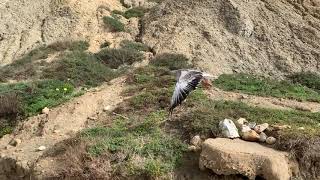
[169,69,215,115]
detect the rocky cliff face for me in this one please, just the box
[0,0,124,65]
[142,0,320,78]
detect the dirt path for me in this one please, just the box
[0,77,126,179]
[205,88,320,113]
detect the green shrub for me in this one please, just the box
[120,40,149,52]
[103,16,125,32]
[47,40,89,52]
[124,7,145,19]
[43,51,116,87]
[289,72,320,91]
[150,53,192,70]
[95,48,144,69]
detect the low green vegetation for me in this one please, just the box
[95,48,144,69]
[214,73,320,102]
[82,111,186,177]
[43,51,117,87]
[103,16,125,32]
[150,53,193,70]
[289,71,320,92]
[120,40,149,52]
[123,7,145,19]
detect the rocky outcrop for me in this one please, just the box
[199,138,297,180]
[142,0,320,78]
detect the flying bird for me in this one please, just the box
[169,69,215,115]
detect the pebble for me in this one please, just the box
[9,138,22,147]
[37,146,46,151]
[298,127,305,130]
[271,125,291,130]
[103,105,113,112]
[187,145,200,152]
[248,122,256,129]
[239,94,249,99]
[190,135,202,147]
[254,123,269,133]
[88,116,97,120]
[42,107,50,115]
[259,132,267,142]
[241,130,260,142]
[266,137,276,145]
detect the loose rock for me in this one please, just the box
[271,124,291,130]
[266,137,276,145]
[248,122,256,129]
[190,135,202,147]
[188,145,200,152]
[254,123,269,133]
[236,118,248,128]
[240,125,251,133]
[88,116,97,120]
[103,105,113,112]
[42,107,50,115]
[259,132,267,142]
[199,138,293,180]
[219,119,240,139]
[37,146,46,151]
[298,127,305,130]
[241,130,260,142]
[9,138,22,147]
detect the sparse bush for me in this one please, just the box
[150,53,193,70]
[120,40,149,52]
[100,41,111,49]
[103,16,125,32]
[95,48,144,69]
[43,51,116,87]
[47,40,89,52]
[0,92,22,117]
[289,72,320,91]
[123,7,145,19]
[111,10,124,17]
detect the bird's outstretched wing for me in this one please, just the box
[169,70,203,114]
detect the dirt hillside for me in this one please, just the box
[142,0,320,77]
[0,0,124,65]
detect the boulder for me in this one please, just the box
[219,119,240,139]
[199,138,294,180]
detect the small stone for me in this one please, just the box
[298,127,305,130]
[254,123,269,133]
[219,119,240,139]
[248,122,256,129]
[239,94,249,99]
[259,132,267,142]
[271,124,291,130]
[103,105,113,112]
[188,145,200,152]
[241,130,260,142]
[53,129,60,134]
[9,138,22,147]
[42,107,50,115]
[37,146,46,151]
[266,137,276,144]
[236,118,248,128]
[88,116,97,120]
[240,125,251,133]
[190,135,202,147]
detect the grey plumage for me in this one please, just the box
[169,69,213,115]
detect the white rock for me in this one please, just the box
[190,135,202,147]
[42,107,50,115]
[219,119,240,139]
[240,125,251,133]
[298,127,305,130]
[254,123,269,133]
[37,146,46,151]
[188,145,200,152]
[259,132,267,142]
[103,105,113,112]
[266,137,276,145]
[236,118,248,129]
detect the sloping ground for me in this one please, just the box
[0,77,125,179]
[142,0,320,78]
[0,0,129,65]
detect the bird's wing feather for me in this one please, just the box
[169,71,203,112]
